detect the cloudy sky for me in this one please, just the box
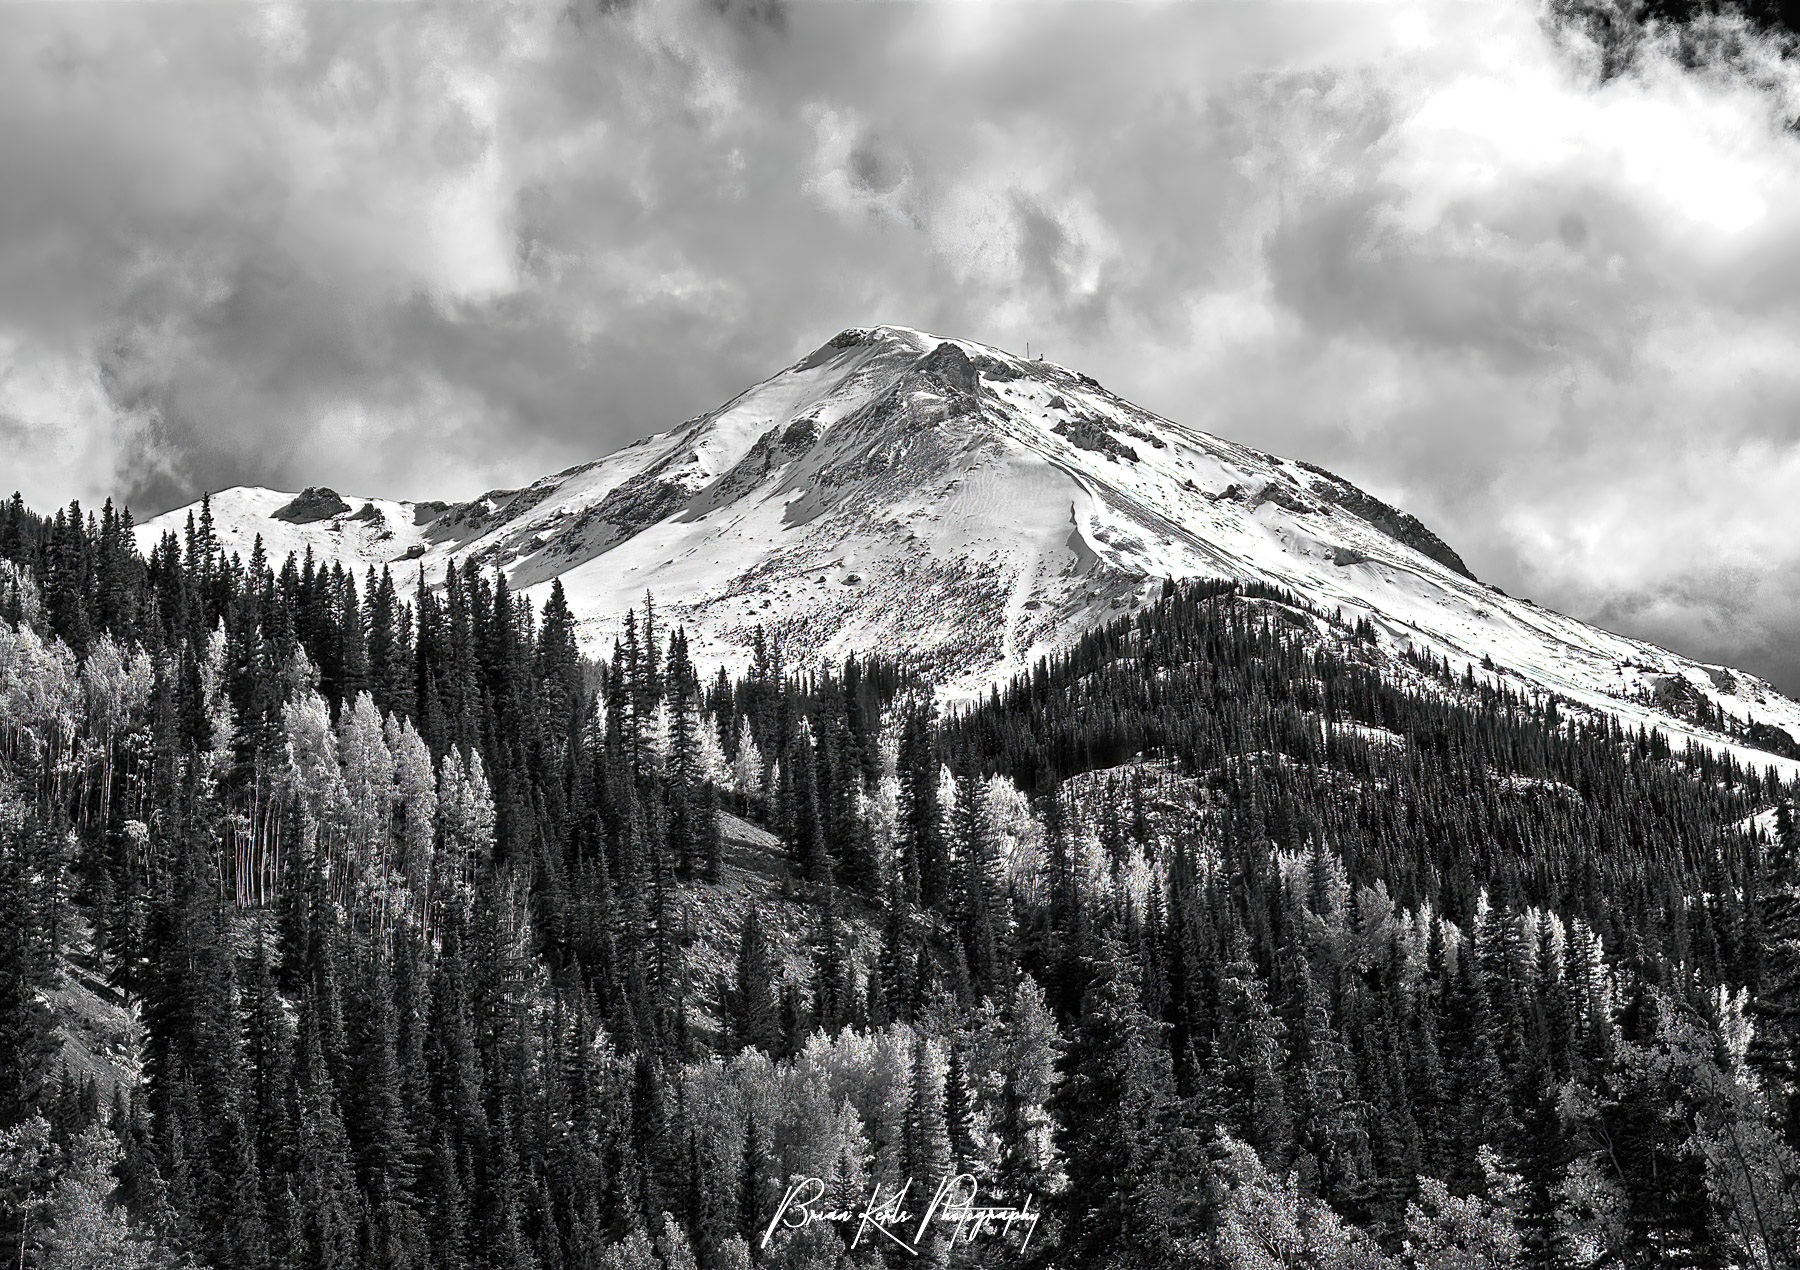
[5,0,1800,690]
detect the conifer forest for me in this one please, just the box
[2,491,1799,1270]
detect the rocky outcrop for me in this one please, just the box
[1297,462,1476,580]
[914,342,982,410]
[271,487,351,523]
[1053,414,1139,462]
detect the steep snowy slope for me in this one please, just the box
[138,325,1800,770]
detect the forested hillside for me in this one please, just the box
[1,492,1798,1269]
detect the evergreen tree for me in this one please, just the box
[2,496,1798,1270]
[903,1036,951,1193]
[738,1115,773,1245]
[944,1045,977,1168]
[293,1000,363,1270]
[897,699,948,909]
[729,912,778,1056]
[952,749,1003,995]
[1215,925,1291,1167]
[1750,801,1800,1150]
[0,835,55,1129]
[1051,939,1211,1267]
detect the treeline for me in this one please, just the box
[950,587,1800,1265]
[1,492,1799,1268]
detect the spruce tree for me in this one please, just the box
[737,1115,773,1245]
[945,1045,977,1167]
[730,912,778,1055]
[293,999,363,1270]
[1215,924,1291,1167]
[1051,938,1211,1266]
[897,699,948,910]
[952,748,1002,995]
[1749,801,1800,1150]
[903,1036,951,1193]
[808,862,850,1037]
[0,834,55,1128]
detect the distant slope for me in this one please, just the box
[139,324,1800,770]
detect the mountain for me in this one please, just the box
[138,323,1800,768]
[17,331,1800,1270]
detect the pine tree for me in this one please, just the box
[665,627,703,880]
[1215,924,1291,1167]
[242,935,294,1208]
[878,885,916,1027]
[1445,929,1519,1183]
[738,1115,773,1245]
[426,1133,471,1270]
[479,1110,534,1270]
[777,724,824,881]
[1591,991,1728,1268]
[903,1036,951,1193]
[365,566,416,723]
[897,699,948,910]
[1285,946,1366,1206]
[220,1110,273,1270]
[0,833,55,1128]
[944,1045,977,1167]
[293,998,363,1270]
[630,1054,674,1226]
[730,912,778,1055]
[1051,938,1211,1266]
[779,978,808,1060]
[698,783,723,885]
[808,862,851,1037]
[535,578,585,754]
[346,943,417,1231]
[1749,801,1800,1151]
[952,749,1003,995]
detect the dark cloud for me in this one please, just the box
[4,0,1800,690]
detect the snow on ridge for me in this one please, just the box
[133,326,1800,771]
[137,485,435,575]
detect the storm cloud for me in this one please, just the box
[6,0,1800,691]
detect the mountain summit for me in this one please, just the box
[140,324,1800,765]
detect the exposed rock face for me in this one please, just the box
[1054,415,1139,463]
[271,487,351,524]
[914,340,981,405]
[780,417,822,451]
[1297,461,1476,580]
[1251,483,1313,515]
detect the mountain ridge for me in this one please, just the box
[138,323,1800,771]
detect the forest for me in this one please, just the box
[1,491,1798,1269]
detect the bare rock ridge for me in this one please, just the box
[270,486,351,524]
[912,338,982,407]
[139,323,1800,769]
[1295,460,1475,580]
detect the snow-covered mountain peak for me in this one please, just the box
[139,324,1800,770]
